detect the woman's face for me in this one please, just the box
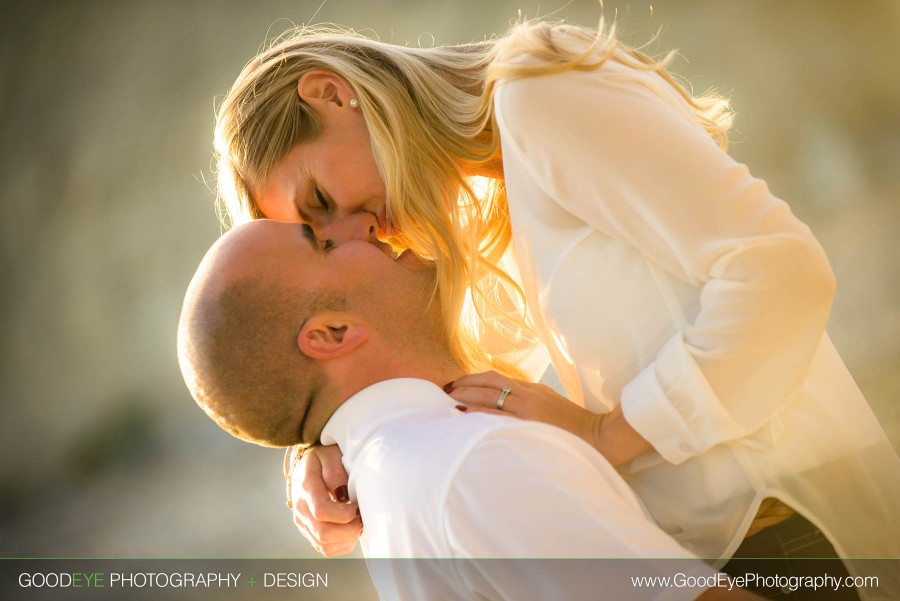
[254,100,389,239]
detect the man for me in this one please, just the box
[177,218,763,601]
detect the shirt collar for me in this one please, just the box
[320,378,453,462]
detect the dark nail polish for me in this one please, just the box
[455,405,468,412]
[335,485,349,503]
[442,381,455,393]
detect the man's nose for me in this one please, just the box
[317,213,378,244]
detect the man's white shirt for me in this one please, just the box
[320,378,719,601]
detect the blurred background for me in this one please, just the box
[1,0,898,573]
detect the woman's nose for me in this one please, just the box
[317,213,378,244]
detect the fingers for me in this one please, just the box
[294,447,358,524]
[290,445,362,557]
[463,406,515,419]
[447,370,528,414]
[449,370,514,391]
[448,385,517,413]
[318,538,361,558]
[316,445,353,503]
[293,508,362,557]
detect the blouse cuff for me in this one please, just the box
[621,362,698,464]
[620,337,744,465]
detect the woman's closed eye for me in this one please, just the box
[314,187,329,212]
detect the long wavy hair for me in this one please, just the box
[213,16,733,375]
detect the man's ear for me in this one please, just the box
[297,70,354,110]
[297,312,368,360]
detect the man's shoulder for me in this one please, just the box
[354,412,567,498]
[363,411,519,477]
[353,410,525,557]
[358,410,616,502]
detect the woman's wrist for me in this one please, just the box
[593,406,653,467]
[284,444,313,509]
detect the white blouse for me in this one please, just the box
[493,59,900,600]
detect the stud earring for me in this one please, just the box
[349,97,359,109]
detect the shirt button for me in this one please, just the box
[678,442,691,454]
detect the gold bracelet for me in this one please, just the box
[284,445,311,509]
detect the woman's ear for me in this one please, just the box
[297,70,354,109]
[297,312,368,360]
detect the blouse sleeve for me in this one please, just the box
[495,67,836,464]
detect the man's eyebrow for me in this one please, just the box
[300,223,319,251]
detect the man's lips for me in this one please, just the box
[393,249,433,269]
[371,238,393,257]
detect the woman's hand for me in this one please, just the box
[446,371,652,467]
[289,444,362,557]
[446,371,602,451]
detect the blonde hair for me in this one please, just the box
[213,17,732,376]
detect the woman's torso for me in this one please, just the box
[491,59,900,577]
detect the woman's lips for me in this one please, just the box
[371,208,429,267]
[376,208,397,237]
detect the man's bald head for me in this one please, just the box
[177,222,341,447]
[178,218,450,448]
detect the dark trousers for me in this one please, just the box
[722,514,861,600]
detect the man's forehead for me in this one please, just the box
[229,219,305,248]
[204,221,314,283]
[232,220,313,257]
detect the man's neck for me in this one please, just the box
[305,339,466,444]
[336,354,465,403]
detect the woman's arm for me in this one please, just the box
[448,372,652,466]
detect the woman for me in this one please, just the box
[213,17,900,599]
